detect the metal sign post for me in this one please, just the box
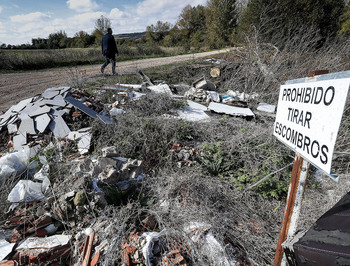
[272,70,350,266]
[273,154,309,266]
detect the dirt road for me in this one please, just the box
[0,49,231,112]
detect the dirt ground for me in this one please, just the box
[0,49,232,112]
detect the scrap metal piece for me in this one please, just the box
[282,191,350,266]
[49,115,71,138]
[138,70,154,85]
[97,114,112,124]
[208,102,254,117]
[64,96,98,119]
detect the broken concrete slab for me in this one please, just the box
[18,115,36,135]
[34,114,51,133]
[257,103,276,113]
[42,89,60,99]
[7,124,18,134]
[50,109,67,117]
[147,84,172,95]
[187,100,208,111]
[208,102,255,117]
[64,96,98,119]
[11,98,34,113]
[68,128,92,155]
[177,106,210,122]
[46,95,67,107]
[49,115,71,139]
[17,235,71,250]
[193,77,216,91]
[28,106,51,118]
[0,239,16,261]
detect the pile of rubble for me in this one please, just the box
[0,86,112,157]
[0,65,278,265]
[0,144,147,265]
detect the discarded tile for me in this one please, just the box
[68,128,92,155]
[0,239,16,261]
[28,106,51,118]
[34,114,51,133]
[177,106,210,122]
[18,114,36,135]
[58,87,71,94]
[13,133,27,150]
[49,115,71,138]
[11,98,34,113]
[257,103,276,113]
[208,102,255,117]
[65,96,98,118]
[7,124,18,134]
[148,84,172,95]
[17,235,71,250]
[42,89,60,99]
[46,95,67,107]
[50,109,67,117]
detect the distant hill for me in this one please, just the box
[114,32,146,40]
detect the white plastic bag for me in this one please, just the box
[0,149,30,181]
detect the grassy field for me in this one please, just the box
[0,45,188,72]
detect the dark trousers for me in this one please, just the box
[102,54,116,73]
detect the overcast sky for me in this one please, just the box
[0,0,207,45]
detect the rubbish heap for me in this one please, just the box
[0,64,278,265]
[0,86,112,158]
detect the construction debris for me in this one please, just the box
[0,63,285,265]
[257,103,276,113]
[208,102,255,118]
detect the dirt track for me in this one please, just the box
[0,49,231,112]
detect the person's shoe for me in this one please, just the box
[100,66,105,74]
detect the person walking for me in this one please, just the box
[101,27,118,75]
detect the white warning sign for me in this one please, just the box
[274,78,350,174]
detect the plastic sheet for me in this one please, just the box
[0,149,30,181]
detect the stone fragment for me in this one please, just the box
[73,191,86,206]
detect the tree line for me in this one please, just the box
[2,0,349,50]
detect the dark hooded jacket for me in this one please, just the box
[102,33,118,57]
